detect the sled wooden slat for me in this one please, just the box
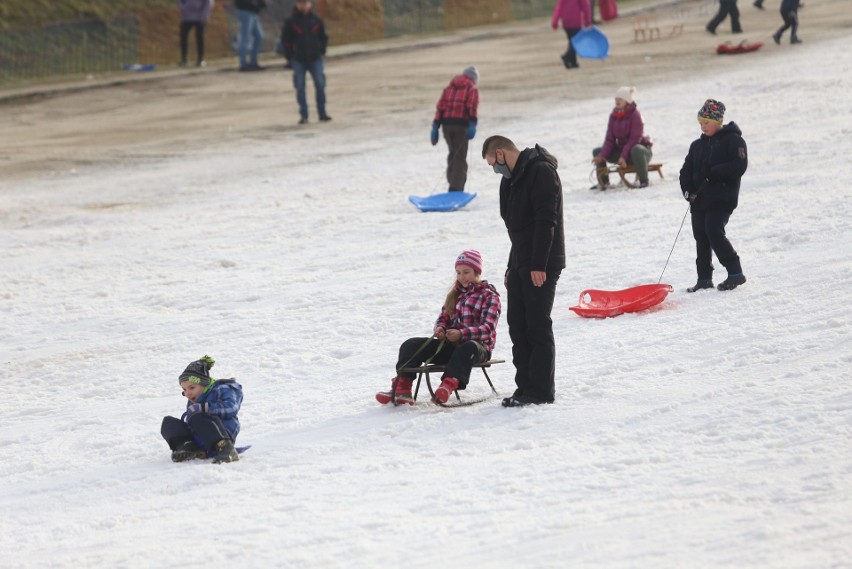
[613,162,664,188]
[399,359,504,403]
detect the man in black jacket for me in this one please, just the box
[482,135,566,407]
[680,99,748,292]
[281,0,330,124]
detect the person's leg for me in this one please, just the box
[629,144,652,184]
[179,21,191,64]
[707,1,728,33]
[705,210,742,276]
[291,60,309,120]
[442,341,489,390]
[443,124,469,191]
[395,337,447,380]
[161,415,193,449]
[307,59,328,119]
[563,28,580,68]
[195,22,206,64]
[249,13,263,66]
[789,11,800,42]
[691,211,715,281]
[506,267,530,399]
[236,10,250,67]
[186,413,234,449]
[517,269,560,403]
[729,0,743,32]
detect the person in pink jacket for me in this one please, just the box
[552,0,591,69]
[591,86,654,189]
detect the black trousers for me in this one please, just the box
[776,11,798,41]
[506,267,561,403]
[707,0,742,33]
[562,28,580,67]
[161,413,231,452]
[691,210,742,280]
[179,21,206,63]
[396,337,488,389]
[443,124,469,191]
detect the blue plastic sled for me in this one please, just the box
[409,192,477,212]
[571,26,610,59]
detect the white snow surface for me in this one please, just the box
[2,32,852,569]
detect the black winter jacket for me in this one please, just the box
[235,0,266,13]
[500,145,566,272]
[680,122,748,213]
[281,10,328,63]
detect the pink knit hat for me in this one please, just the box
[455,249,483,274]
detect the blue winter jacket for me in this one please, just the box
[188,379,243,440]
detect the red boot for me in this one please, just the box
[433,377,459,405]
[375,377,415,406]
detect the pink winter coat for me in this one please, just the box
[551,0,591,30]
[599,102,650,162]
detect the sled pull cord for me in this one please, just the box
[658,204,691,284]
[395,336,446,375]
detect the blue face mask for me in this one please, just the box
[492,160,511,179]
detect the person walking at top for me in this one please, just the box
[591,85,654,189]
[431,66,480,192]
[773,0,803,45]
[281,0,330,124]
[706,0,743,35]
[481,135,566,407]
[551,0,591,69]
[235,0,266,71]
[680,99,748,293]
[178,0,213,67]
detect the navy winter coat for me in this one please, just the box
[679,122,748,213]
[189,379,243,440]
[780,0,799,13]
[499,145,566,272]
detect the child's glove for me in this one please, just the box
[466,120,477,140]
[186,403,203,416]
[431,122,440,146]
[683,190,697,203]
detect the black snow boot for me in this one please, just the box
[171,440,206,462]
[717,274,747,291]
[212,439,240,463]
[687,279,714,293]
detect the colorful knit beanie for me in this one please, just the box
[179,355,215,386]
[456,249,483,274]
[698,99,725,124]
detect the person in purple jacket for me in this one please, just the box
[551,0,592,69]
[591,86,653,189]
[178,0,213,67]
[161,355,243,463]
[376,250,501,406]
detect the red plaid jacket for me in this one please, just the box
[435,281,501,352]
[433,75,479,126]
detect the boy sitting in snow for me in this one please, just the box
[160,355,243,463]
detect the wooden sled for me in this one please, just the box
[592,163,664,190]
[393,359,504,407]
[569,284,673,319]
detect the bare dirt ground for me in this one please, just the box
[1,0,849,182]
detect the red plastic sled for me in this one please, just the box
[569,283,673,319]
[716,40,764,55]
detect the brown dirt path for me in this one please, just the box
[1,0,848,182]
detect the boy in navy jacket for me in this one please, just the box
[161,356,243,463]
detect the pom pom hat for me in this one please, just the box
[698,99,726,124]
[614,86,636,103]
[179,355,215,386]
[456,249,483,274]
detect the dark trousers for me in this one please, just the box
[161,413,232,452]
[506,268,560,403]
[396,337,488,389]
[443,124,469,191]
[691,210,742,280]
[776,11,798,41]
[562,28,580,67]
[179,21,206,64]
[707,0,742,33]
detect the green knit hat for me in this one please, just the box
[178,355,216,386]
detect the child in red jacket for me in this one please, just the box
[431,67,480,193]
[376,250,501,406]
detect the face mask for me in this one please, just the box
[492,161,511,179]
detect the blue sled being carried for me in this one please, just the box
[409,192,477,212]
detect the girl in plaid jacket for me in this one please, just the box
[376,249,501,406]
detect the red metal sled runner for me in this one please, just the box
[569,283,673,318]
